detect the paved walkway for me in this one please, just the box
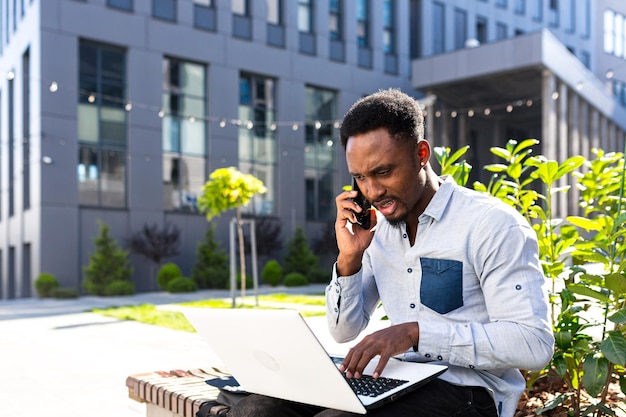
[0,284,364,417]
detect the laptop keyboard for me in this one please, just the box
[343,374,409,398]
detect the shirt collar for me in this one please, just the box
[421,175,456,222]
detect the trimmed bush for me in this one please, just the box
[261,259,282,287]
[83,220,133,296]
[166,277,198,293]
[283,272,309,287]
[191,226,229,289]
[35,273,60,298]
[307,267,331,284]
[284,227,318,277]
[103,280,136,296]
[51,287,80,299]
[157,262,182,290]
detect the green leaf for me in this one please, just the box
[512,138,540,155]
[567,283,611,303]
[567,215,603,232]
[582,354,610,398]
[446,145,470,166]
[608,307,626,323]
[600,331,626,366]
[490,146,510,161]
[533,160,559,184]
[606,273,626,295]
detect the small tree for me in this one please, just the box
[283,226,318,279]
[197,167,266,300]
[83,220,134,296]
[127,222,181,288]
[191,225,229,289]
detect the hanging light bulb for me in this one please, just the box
[219,119,227,128]
[483,108,491,116]
[158,109,165,118]
[468,109,474,117]
[49,82,58,93]
[314,120,322,130]
[292,123,299,131]
[506,105,513,113]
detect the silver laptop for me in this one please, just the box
[183,308,448,414]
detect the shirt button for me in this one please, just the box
[515,284,522,290]
[437,355,443,360]
[407,268,413,273]
[469,365,475,369]
[410,303,416,309]
[334,307,339,313]
[403,233,407,238]
[425,353,431,358]
[336,288,340,293]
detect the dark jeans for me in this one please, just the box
[227,378,498,417]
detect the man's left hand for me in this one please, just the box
[339,322,419,379]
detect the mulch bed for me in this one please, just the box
[515,373,625,416]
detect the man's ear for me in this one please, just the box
[416,140,431,167]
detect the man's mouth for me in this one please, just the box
[375,199,396,216]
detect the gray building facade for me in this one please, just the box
[1,0,626,298]
[0,0,414,298]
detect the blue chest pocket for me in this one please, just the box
[419,258,463,314]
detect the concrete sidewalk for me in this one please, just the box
[0,284,355,417]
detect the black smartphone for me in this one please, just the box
[351,178,372,229]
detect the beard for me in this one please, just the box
[385,211,407,229]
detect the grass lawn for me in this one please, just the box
[91,293,326,332]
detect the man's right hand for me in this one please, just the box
[335,189,377,276]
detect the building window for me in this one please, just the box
[476,16,487,45]
[329,0,342,41]
[548,0,558,27]
[238,74,276,215]
[496,0,507,8]
[267,0,285,47]
[162,58,206,212]
[566,0,575,33]
[532,0,543,21]
[383,0,395,54]
[298,0,313,32]
[8,74,14,216]
[233,0,248,15]
[356,0,370,48]
[433,2,445,54]
[267,0,281,25]
[194,0,216,31]
[454,8,467,50]
[77,41,127,208]
[305,86,337,221]
[22,48,29,210]
[298,0,316,54]
[615,13,624,59]
[107,0,133,11]
[581,0,589,38]
[514,0,525,15]
[496,22,507,40]
[153,0,176,22]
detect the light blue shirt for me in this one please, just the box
[326,176,554,417]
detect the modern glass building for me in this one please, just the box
[0,0,624,298]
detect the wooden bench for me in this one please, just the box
[126,368,227,417]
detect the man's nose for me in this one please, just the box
[364,180,384,201]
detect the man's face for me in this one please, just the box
[346,128,424,226]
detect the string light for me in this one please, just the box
[49,82,58,93]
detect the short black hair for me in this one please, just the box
[339,89,424,149]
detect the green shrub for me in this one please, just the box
[261,259,282,287]
[307,267,330,284]
[283,227,318,277]
[157,262,182,290]
[191,225,229,289]
[83,220,133,296]
[166,277,198,293]
[283,272,309,287]
[51,287,80,299]
[35,273,60,298]
[103,280,136,296]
